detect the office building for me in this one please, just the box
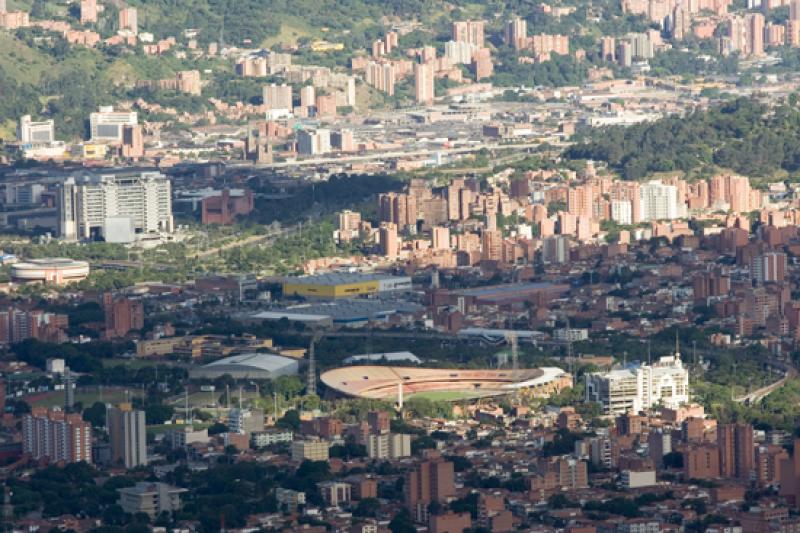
[107,404,147,469]
[58,170,173,241]
[585,343,689,415]
[296,128,331,155]
[23,408,92,464]
[89,106,138,142]
[719,422,755,481]
[18,115,55,144]
[117,482,186,518]
[119,7,138,34]
[405,459,455,522]
[414,62,435,105]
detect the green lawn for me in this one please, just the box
[406,390,488,402]
[26,387,140,408]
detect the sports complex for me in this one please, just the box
[320,365,572,402]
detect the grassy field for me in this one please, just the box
[261,17,314,47]
[406,390,487,402]
[26,387,141,408]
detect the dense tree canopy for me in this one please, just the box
[566,97,800,179]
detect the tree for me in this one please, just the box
[83,402,107,427]
[354,497,381,517]
[389,508,416,533]
[276,409,301,430]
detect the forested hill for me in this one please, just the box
[565,97,800,180]
[116,0,440,46]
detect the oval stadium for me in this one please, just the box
[320,365,572,402]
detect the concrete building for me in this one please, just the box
[282,272,412,299]
[297,128,331,155]
[452,20,485,47]
[119,7,138,34]
[117,483,186,518]
[751,252,786,284]
[414,62,435,105]
[291,439,330,461]
[23,408,92,464]
[406,459,455,523]
[504,17,527,49]
[585,344,689,415]
[89,106,138,142]
[640,180,681,221]
[318,481,352,507]
[103,293,144,339]
[10,258,90,285]
[58,170,173,241]
[18,115,55,144]
[228,408,264,434]
[719,422,755,481]
[251,429,293,448]
[107,404,147,469]
[275,488,306,513]
[366,433,412,459]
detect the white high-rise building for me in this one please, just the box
[58,170,173,241]
[297,128,331,155]
[639,180,681,221]
[611,200,632,225]
[108,406,148,469]
[18,115,55,144]
[89,106,138,142]
[444,40,478,65]
[585,342,689,415]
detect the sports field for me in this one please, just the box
[25,387,140,408]
[405,390,489,402]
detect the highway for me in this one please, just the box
[228,140,572,170]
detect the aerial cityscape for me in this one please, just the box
[4,0,800,532]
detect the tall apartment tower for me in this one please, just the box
[414,62,435,105]
[504,17,527,49]
[119,7,138,34]
[23,408,92,464]
[452,20,485,47]
[80,0,98,23]
[718,422,754,481]
[405,459,455,522]
[108,404,148,469]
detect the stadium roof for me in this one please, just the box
[202,353,297,372]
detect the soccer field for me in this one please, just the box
[405,390,490,402]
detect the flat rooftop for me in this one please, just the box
[283,272,410,285]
